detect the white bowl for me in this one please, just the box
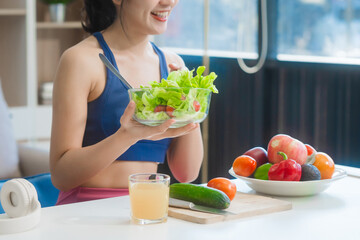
[229,167,347,197]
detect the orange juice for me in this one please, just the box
[129,182,169,220]
[128,173,170,224]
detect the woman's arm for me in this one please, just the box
[167,127,204,183]
[50,47,138,191]
[164,51,204,182]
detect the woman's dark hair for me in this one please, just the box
[81,0,124,34]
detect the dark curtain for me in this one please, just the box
[159,56,360,182]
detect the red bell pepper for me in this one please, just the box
[268,152,302,181]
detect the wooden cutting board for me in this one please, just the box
[168,192,292,224]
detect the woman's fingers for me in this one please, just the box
[149,122,198,140]
[120,104,198,140]
[120,100,136,124]
[169,63,181,72]
[169,63,188,72]
[140,119,174,140]
[179,123,199,136]
[168,123,198,137]
[149,119,176,134]
[119,102,199,141]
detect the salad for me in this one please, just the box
[128,66,218,127]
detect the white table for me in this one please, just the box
[1,165,360,240]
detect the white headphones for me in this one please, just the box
[0,178,41,234]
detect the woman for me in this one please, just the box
[50,0,204,205]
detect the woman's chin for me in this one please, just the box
[150,25,168,35]
[151,30,167,36]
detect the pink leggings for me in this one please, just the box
[56,186,129,205]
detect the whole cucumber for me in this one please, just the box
[169,183,230,209]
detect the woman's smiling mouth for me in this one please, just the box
[151,11,169,22]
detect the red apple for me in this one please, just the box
[267,134,307,165]
[243,147,268,167]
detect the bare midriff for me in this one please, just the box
[80,161,159,189]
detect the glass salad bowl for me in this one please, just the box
[128,87,212,128]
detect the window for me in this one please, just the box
[277,0,360,61]
[208,0,258,54]
[154,0,204,50]
[156,0,360,65]
[155,0,258,57]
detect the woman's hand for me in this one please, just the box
[169,63,188,72]
[117,101,199,142]
[117,63,194,142]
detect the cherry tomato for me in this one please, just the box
[193,101,201,112]
[166,106,175,117]
[154,105,166,113]
[232,155,257,177]
[313,152,335,179]
[207,177,237,201]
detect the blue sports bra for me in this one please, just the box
[82,32,172,163]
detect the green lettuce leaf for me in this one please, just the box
[131,66,218,121]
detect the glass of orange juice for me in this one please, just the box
[128,173,170,224]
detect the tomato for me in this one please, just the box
[305,144,317,164]
[305,144,316,156]
[193,100,200,112]
[232,155,257,177]
[154,105,166,113]
[207,177,237,201]
[166,106,175,117]
[154,105,175,117]
[313,152,335,179]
